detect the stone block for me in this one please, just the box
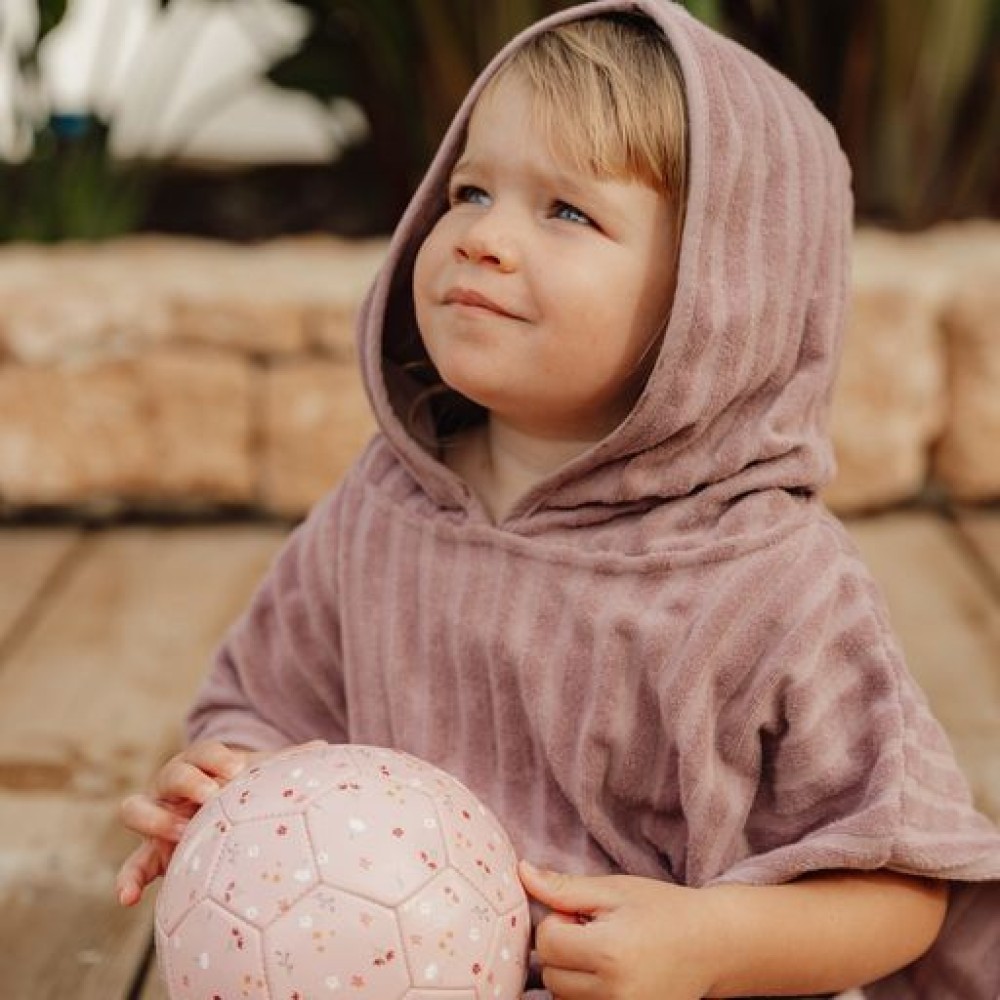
[825,230,948,513]
[0,236,388,363]
[259,359,376,517]
[139,349,255,501]
[0,269,171,365]
[934,274,1000,500]
[304,303,360,362]
[168,298,307,356]
[0,349,253,508]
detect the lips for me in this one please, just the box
[443,287,520,319]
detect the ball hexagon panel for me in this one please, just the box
[308,779,447,907]
[265,887,410,999]
[434,789,523,916]
[398,868,499,991]
[349,744,456,795]
[156,797,230,935]
[209,812,317,926]
[221,744,361,824]
[481,909,533,1000]
[161,900,267,999]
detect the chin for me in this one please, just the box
[426,349,498,403]
[438,375,501,414]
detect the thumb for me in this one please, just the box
[518,860,613,916]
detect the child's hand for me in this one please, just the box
[519,861,719,1000]
[116,740,261,907]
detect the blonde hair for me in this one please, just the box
[403,13,688,442]
[490,13,687,208]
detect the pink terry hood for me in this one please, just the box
[360,0,852,525]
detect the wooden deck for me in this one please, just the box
[1,509,998,999]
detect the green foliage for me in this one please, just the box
[703,0,999,226]
[266,1,570,216]
[0,0,232,242]
[2,0,995,240]
[0,116,150,240]
[34,0,68,48]
[3,2,144,240]
[265,0,998,228]
[866,0,998,224]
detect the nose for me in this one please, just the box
[454,213,517,273]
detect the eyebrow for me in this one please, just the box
[450,151,616,207]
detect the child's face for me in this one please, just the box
[412,69,680,442]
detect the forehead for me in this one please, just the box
[462,73,542,154]
[456,72,589,182]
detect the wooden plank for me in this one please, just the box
[954,508,1000,584]
[0,525,287,1000]
[846,511,1000,822]
[0,528,81,648]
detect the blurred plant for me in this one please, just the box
[710,0,1000,227]
[263,1,572,228]
[0,0,319,241]
[0,0,154,240]
[0,111,152,240]
[1,0,995,240]
[269,0,998,230]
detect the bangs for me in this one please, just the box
[489,15,687,199]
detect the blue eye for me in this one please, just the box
[451,184,490,207]
[553,201,592,225]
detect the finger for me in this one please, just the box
[151,756,225,806]
[541,965,603,1000]
[535,913,600,974]
[184,740,249,782]
[116,839,169,907]
[519,861,616,916]
[120,793,191,842]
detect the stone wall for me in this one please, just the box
[0,225,997,519]
[827,222,1000,512]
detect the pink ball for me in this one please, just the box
[155,743,531,1000]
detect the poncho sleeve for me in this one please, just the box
[708,524,1000,998]
[185,488,348,752]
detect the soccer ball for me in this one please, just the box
[155,742,531,1000]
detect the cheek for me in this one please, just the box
[411,237,435,312]
[412,218,453,302]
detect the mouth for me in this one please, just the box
[443,287,521,320]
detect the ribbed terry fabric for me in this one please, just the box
[187,2,1000,996]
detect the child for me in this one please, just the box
[118,2,1000,996]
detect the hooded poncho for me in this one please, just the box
[188,2,1000,995]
